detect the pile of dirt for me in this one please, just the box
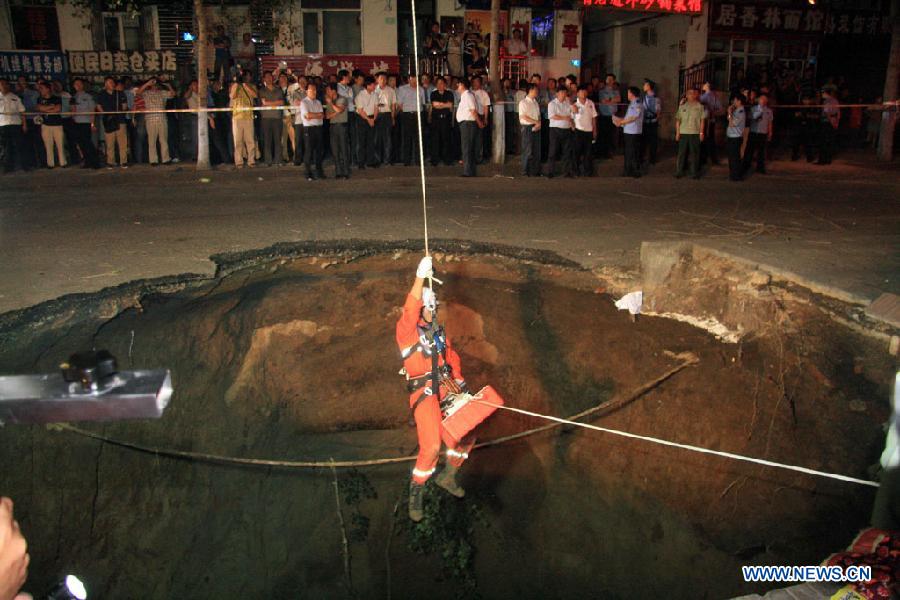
[0,250,893,599]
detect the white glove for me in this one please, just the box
[416,256,433,279]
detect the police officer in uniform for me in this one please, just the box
[641,79,660,165]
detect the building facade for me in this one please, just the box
[0,0,588,83]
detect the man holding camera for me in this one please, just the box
[137,77,175,165]
[230,73,258,168]
[96,76,129,168]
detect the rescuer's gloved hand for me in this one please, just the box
[416,256,433,279]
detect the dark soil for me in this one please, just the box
[0,252,892,599]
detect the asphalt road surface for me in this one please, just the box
[1,151,898,314]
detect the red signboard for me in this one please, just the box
[582,0,702,14]
[260,55,400,78]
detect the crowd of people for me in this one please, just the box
[0,60,876,181]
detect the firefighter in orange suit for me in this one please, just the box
[397,256,476,521]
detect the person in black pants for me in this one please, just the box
[641,79,660,165]
[258,72,285,166]
[70,78,99,169]
[373,73,395,166]
[572,85,597,177]
[790,97,818,162]
[0,79,26,173]
[725,93,748,182]
[324,83,351,179]
[456,78,480,177]
[615,87,644,178]
[397,75,423,166]
[817,89,840,165]
[354,76,378,168]
[546,87,574,178]
[429,77,454,166]
[518,83,542,177]
[744,93,773,175]
[299,83,325,180]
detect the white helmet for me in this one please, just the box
[422,287,438,312]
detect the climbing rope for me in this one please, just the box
[411,0,429,258]
[54,356,879,488]
[470,400,879,489]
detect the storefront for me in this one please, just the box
[706,0,893,97]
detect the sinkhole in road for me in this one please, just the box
[0,244,892,599]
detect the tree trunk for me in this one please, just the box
[195,0,210,170]
[489,0,504,164]
[878,0,900,161]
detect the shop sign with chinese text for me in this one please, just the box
[582,0,702,14]
[66,50,178,83]
[0,51,66,82]
[711,2,892,36]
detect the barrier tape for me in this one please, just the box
[1,101,897,119]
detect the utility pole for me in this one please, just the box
[489,0,504,163]
[877,0,899,161]
[195,0,210,170]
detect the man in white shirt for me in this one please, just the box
[374,72,396,166]
[517,83,541,177]
[572,84,597,177]
[397,75,425,166]
[337,69,355,166]
[299,82,325,180]
[471,76,491,163]
[354,75,378,168]
[0,78,27,173]
[236,33,256,79]
[455,78,481,177]
[505,28,527,56]
[546,87,574,178]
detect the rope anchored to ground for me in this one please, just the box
[53,353,879,488]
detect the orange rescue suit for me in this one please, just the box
[396,292,474,483]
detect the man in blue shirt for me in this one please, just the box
[725,93,748,181]
[700,81,723,166]
[70,78,99,169]
[614,86,643,178]
[597,73,621,159]
[15,76,42,169]
[641,79,660,165]
[817,87,840,165]
[745,92,773,175]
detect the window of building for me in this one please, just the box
[706,36,779,90]
[530,10,554,58]
[10,5,61,50]
[639,25,657,47]
[103,12,143,52]
[302,9,361,54]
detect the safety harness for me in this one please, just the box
[400,310,450,413]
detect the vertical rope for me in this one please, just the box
[410,0,429,258]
